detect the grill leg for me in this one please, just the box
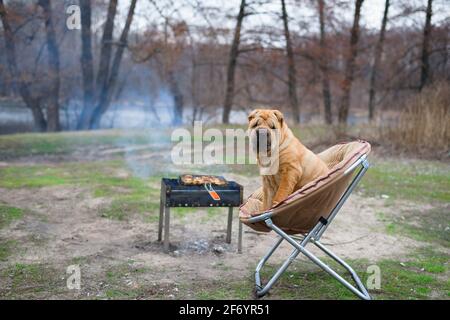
[158,200,164,242]
[238,220,243,254]
[158,182,166,242]
[226,207,233,244]
[164,207,170,253]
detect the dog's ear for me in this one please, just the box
[273,110,284,126]
[248,109,259,122]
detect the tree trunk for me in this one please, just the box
[338,0,364,125]
[28,99,47,131]
[281,0,300,124]
[222,0,246,124]
[0,0,47,131]
[444,25,449,81]
[77,0,95,130]
[90,0,137,129]
[368,0,389,121]
[0,68,7,96]
[38,0,61,131]
[190,57,198,126]
[318,0,332,124]
[95,0,118,100]
[419,0,433,90]
[168,70,184,125]
[78,0,117,130]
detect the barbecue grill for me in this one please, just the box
[158,177,244,253]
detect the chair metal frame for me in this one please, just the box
[248,154,371,300]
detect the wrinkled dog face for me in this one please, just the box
[248,109,284,154]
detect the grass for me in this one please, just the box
[0,129,166,160]
[405,248,448,274]
[0,159,237,225]
[0,263,61,299]
[380,83,450,155]
[193,248,449,300]
[98,263,155,300]
[0,160,126,188]
[360,159,450,203]
[5,154,443,224]
[0,165,69,188]
[0,159,229,223]
[0,240,17,261]
[0,129,449,300]
[0,131,107,159]
[0,203,24,228]
[0,161,165,222]
[375,258,447,300]
[97,177,161,221]
[376,205,449,248]
[194,280,254,299]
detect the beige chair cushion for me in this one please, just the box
[239,140,371,235]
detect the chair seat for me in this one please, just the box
[239,140,371,234]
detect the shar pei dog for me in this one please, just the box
[248,109,329,210]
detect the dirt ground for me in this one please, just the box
[0,137,448,299]
[0,173,433,298]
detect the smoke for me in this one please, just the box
[100,64,177,179]
[114,127,173,180]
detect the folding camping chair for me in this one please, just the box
[239,141,372,300]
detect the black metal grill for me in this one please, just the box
[158,178,244,253]
[161,178,243,207]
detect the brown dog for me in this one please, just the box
[248,109,329,210]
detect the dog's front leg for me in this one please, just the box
[272,168,301,206]
[261,177,274,211]
[262,184,272,211]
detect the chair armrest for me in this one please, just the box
[344,154,368,175]
[247,210,274,223]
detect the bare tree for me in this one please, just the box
[317,0,332,124]
[0,0,47,131]
[1,0,448,133]
[222,0,246,124]
[368,0,389,121]
[90,0,137,129]
[163,20,187,126]
[338,0,364,125]
[77,0,118,129]
[281,0,300,124]
[76,0,138,129]
[130,13,190,126]
[167,69,184,125]
[419,0,433,90]
[38,0,61,131]
[95,0,118,103]
[77,0,95,130]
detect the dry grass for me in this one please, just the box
[381,83,450,157]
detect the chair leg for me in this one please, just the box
[312,240,371,299]
[298,244,371,300]
[261,219,371,300]
[254,236,285,297]
[250,156,372,299]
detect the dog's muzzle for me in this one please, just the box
[252,128,272,153]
